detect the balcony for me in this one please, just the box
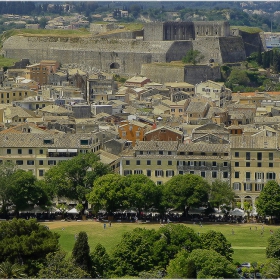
[47,148,78,158]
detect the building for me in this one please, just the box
[87,72,118,103]
[144,126,184,142]
[0,132,100,178]
[124,76,151,88]
[0,88,37,104]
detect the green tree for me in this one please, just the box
[87,174,127,213]
[123,174,162,217]
[200,230,233,261]
[0,218,59,277]
[166,249,196,279]
[163,174,209,216]
[44,153,111,212]
[157,224,201,259]
[256,181,280,219]
[38,17,48,29]
[227,68,250,88]
[266,229,280,259]
[9,170,50,217]
[187,249,239,278]
[209,180,235,209]
[261,259,280,279]
[91,243,111,278]
[0,162,17,218]
[72,231,91,274]
[38,250,89,279]
[111,228,159,277]
[182,49,204,65]
[0,261,27,279]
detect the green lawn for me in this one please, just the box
[44,221,277,264]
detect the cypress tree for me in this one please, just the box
[72,231,92,273]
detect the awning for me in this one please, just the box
[57,149,67,152]
[68,149,78,153]
[48,149,56,152]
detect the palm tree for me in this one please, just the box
[0,261,27,279]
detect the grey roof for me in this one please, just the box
[0,132,98,148]
[186,101,208,113]
[230,134,278,149]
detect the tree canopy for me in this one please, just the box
[0,218,59,277]
[163,174,209,215]
[44,153,111,210]
[200,230,233,261]
[182,49,204,65]
[256,181,280,218]
[209,180,235,209]
[87,174,127,213]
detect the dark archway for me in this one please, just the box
[110,62,120,69]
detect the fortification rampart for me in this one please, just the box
[141,63,221,85]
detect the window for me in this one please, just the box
[125,160,130,165]
[124,170,132,176]
[136,131,140,138]
[39,170,44,177]
[147,170,151,177]
[189,161,194,166]
[212,171,217,178]
[134,170,143,174]
[235,152,239,157]
[200,161,206,166]
[157,181,163,185]
[201,171,206,177]
[159,150,163,155]
[168,161,172,165]
[157,160,161,165]
[179,108,183,112]
[171,109,175,112]
[190,170,195,174]
[43,139,53,144]
[48,160,56,166]
[246,162,250,167]
[27,160,34,165]
[28,149,33,154]
[257,152,262,161]
[246,152,250,160]
[18,149,22,154]
[139,151,143,155]
[255,172,264,181]
[213,152,217,156]
[223,172,228,178]
[136,160,141,165]
[223,162,228,167]
[233,182,241,191]
[168,151,172,155]
[246,172,251,181]
[16,160,23,165]
[212,161,217,167]
[267,172,276,180]
[257,162,262,167]
[235,172,239,178]
[166,170,174,177]
[155,170,163,177]
[235,162,239,167]
[39,160,43,165]
[147,160,151,165]
[80,139,89,145]
[269,162,273,168]
[201,152,205,156]
[255,184,264,191]
[7,149,11,154]
[244,183,252,191]
[269,153,273,161]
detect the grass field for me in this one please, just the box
[42,220,279,264]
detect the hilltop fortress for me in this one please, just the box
[2,21,264,84]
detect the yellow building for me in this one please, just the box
[0,131,101,179]
[0,87,37,104]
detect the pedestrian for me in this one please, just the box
[232,229,234,235]
[250,227,251,231]
[103,223,106,229]
[255,226,257,230]
[109,221,111,227]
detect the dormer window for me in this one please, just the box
[80,139,89,145]
[43,139,53,144]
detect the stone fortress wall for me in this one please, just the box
[2,21,262,82]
